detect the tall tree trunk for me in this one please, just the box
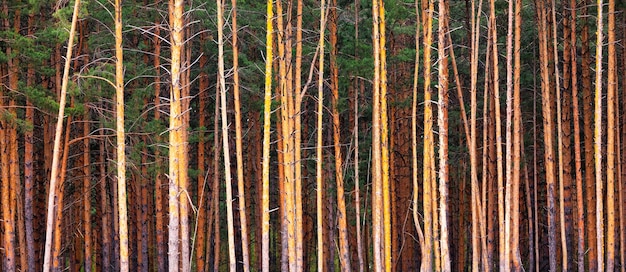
[593,0,604,268]
[560,0,576,268]
[1,92,15,272]
[329,0,351,270]
[537,0,558,269]
[167,0,185,267]
[437,0,451,268]
[550,0,568,268]
[469,0,485,267]
[24,14,36,272]
[83,103,92,272]
[216,0,237,269]
[98,103,112,271]
[293,1,305,267]
[605,0,616,268]
[581,0,597,268]
[412,2,425,270]
[114,0,129,269]
[488,0,506,268]
[510,0,522,267]
[372,0,384,270]
[212,84,222,272]
[195,34,209,272]
[1,4,16,271]
[568,0,585,268]
[316,0,326,270]
[420,0,435,267]
[52,115,72,272]
[621,16,626,272]
[42,0,80,269]
[261,0,274,270]
[376,1,393,270]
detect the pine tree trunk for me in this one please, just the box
[83,104,92,272]
[593,0,604,268]
[24,14,36,272]
[316,0,325,270]
[605,0,616,268]
[98,110,112,271]
[167,0,184,267]
[152,17,167,272]
[195,37,209,272]
[329,0,351,269]
[510,0,522,267]
[216,0,237,269]
[261,0,274,270]
[55,123,71,271]
[469,0,484,267]
[420,0,435,268]
[42,0,80,268]
[581,0,597,268]
[114,0,129,269]
[437,0,451,268]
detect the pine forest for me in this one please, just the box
[1,0,626,270]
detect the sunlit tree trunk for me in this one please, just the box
[605,0,616,268]
[316,0,326,270]
[420,0,434,268]
[437,0,451,268]
[469,0,484,268]
[52,115,72,271]
[505,0,514,266]
[42,0,80,269]
[216,0,237,269]
[510,0,522,267]
[549,0,568,268]
[230,0,250,269]
[371,0,384,270]
[593,0,604,268]
[114,0,129,269]
[293,0,304,267]
[1,92,15,272]
[621,17,626,272]
[261,0,274,270]
[1,4,16,271]
[487,0,506,268]
[376,1,392,270]
[167,0,185,267]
